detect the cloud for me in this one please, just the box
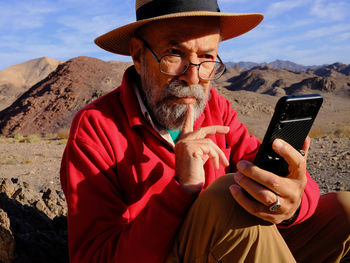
[288,19,315,29]
[296,44,350,65]
[221,37,350,65]
[1,0,350,70]
[0,1,57,30]
[219,17,350,65]
[338,32,350,41]
[218,0,250,3]
[265,0,308,17]
[58,14,132,37]
[303,24,350,39]
[310,0,350,21]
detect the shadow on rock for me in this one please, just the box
[0,179,68,263]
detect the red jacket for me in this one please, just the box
[60,67,320,263]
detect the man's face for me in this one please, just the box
[134,17,221,130]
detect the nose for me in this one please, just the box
[178,62,200,86]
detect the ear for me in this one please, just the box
[129,37,143,75]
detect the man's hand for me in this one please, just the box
[175,104,230,194]
[230,137,311,224]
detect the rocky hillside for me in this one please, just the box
[313,62,350,77]
[0,57,64,111]
[0,57,349,137]
[216,64,350,97]
[0,57,132,136]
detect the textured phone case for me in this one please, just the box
[254,94,323,177]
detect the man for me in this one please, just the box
[60,0,350,262]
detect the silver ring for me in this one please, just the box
[269,194,281,212]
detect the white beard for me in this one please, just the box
[141,79,210,130]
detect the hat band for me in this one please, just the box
[136,0,220,21]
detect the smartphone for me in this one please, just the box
[253,94,323,177]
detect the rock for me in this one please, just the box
[0,208,16,263]
[35,200,46,211]
[0,179,68,262]
[11,178,18,184]
[307,137,350,193]
[335,182,346,191]
[0,179,15,197]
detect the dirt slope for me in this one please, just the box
[0,57,64,110]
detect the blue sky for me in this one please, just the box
[1,0,350,70]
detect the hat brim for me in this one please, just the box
[94,11,263,56]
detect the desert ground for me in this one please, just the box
[1,135,350,195]
[1,89,349,194]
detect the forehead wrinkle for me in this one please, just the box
[166,37,219,54]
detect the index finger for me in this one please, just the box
[181,103,194,135]
[195,125,230,139]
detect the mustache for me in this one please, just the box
[161,80,205,102]
[143,79,210,130]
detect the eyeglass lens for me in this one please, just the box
[160,56,224,80]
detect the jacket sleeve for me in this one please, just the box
[60,114,194,263]
[278,170,320,228]
[218,95,320,227]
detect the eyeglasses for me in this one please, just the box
[138,37,226,81]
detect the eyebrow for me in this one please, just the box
[166,40,217,54]
[167,40,182,48]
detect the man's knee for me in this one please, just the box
[330,191,350,227]
[197,174,271,228]
[334,191,350,215]
[197,174,241,222]
[199,174,236,210]
[323,191,350,220]
[320,191,350,241]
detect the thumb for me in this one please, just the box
[301,136,311,160]
[272,139,307,179]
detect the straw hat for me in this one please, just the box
[95,0,263,56]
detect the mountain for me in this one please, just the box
[225,61,259,70]
[0,56,132,136]
[220,66,312,95]
[267,60,310,71]
[313,62,350,77]
[0,57,64,110]
[225,59,319,71]
[219,64,350,97]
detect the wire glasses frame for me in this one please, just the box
[138,37,226,81]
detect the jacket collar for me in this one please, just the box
[120,66,148,128]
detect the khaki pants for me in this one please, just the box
[166,174,350,263]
